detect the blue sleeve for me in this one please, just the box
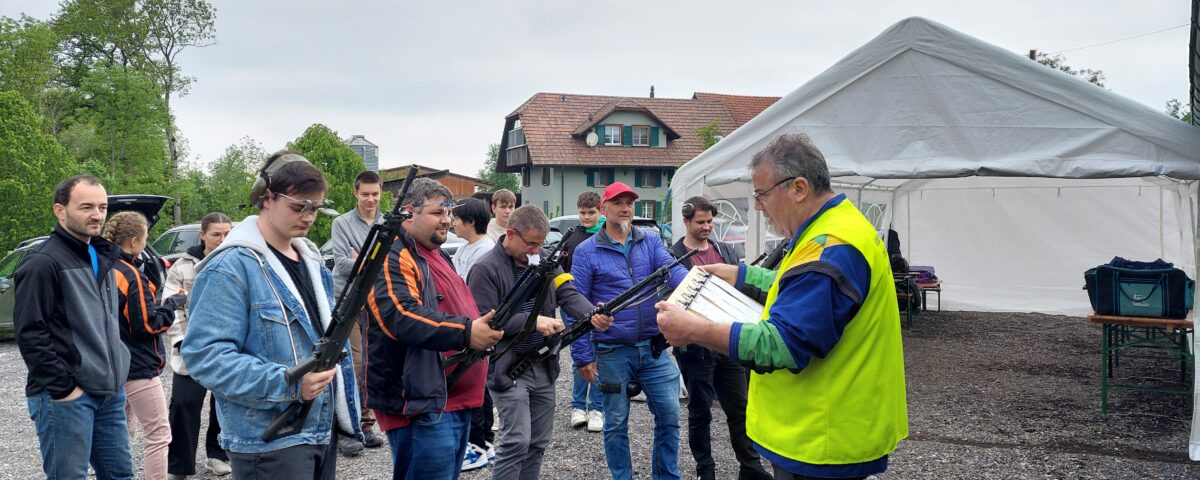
[733,244,871,371]
[568,244,596,366]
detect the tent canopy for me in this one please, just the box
[670,16,1200,460]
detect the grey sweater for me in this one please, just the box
[330,209,382,296]
[466,241,595,391]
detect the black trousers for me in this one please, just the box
[228,436,337,480]
[675,346,771,480]
[167,373,228,475]
[468,382,495,447]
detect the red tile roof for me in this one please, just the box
[500,92,779,170]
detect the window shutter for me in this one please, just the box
[585,168,594,187]
[650,126,660,147]
[595,125,605,143]
[606,168,616,185]
[634,169,643,187]
[622,125,633,146]
[653,201,661,221]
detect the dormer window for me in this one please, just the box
[632,126,650,146]
[604,125,623,145]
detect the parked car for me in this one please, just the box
[0,194,171,336]
[152,222,244,263]
[544,215,664,249]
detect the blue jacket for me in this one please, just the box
[568,226,687,366]
[182,218,363,454]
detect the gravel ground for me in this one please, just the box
[0,311,1198,479]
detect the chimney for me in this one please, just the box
[649,85,655,98]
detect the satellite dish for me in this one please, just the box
[586,132,599,147]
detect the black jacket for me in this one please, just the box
[14,225,130,399]
[465,240,595,392]
[559,226,596,273]
[366,233,472,416]
[114,252,179,380]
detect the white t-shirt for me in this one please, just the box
[453,236,496,281]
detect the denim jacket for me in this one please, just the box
[181,217,363,453]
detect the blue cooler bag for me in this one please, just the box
[1085,263,1194,319]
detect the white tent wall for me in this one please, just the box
[668,16,1200,461]
[889,177,1195,315]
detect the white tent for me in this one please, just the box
[670,17,1200,459]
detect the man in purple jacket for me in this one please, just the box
[569,182,689,480]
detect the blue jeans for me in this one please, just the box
[595,341,681,480]
[27,388,133,480]
[570,368,603,411]
[385,410,471,480]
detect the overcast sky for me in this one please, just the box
[1,0,1191,176]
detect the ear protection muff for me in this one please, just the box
[248,153,314,208]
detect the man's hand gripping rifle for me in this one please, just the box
[263,166,422,442]
[506,248,698,380]
[442,227,579,388]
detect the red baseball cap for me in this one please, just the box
[601,182,638,203]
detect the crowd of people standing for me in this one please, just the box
[12,134,907,480]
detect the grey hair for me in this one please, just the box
[749,134,832,194]
[401,177,453,210]
[507,205,550,235]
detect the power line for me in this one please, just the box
[1048,23,1188,55]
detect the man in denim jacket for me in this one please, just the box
[183,152,362,479]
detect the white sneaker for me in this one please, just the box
[570,408,587,428]
[587,410,603,432]
[462,443,489,471]
[206,458,232,476]
[485,441,496,462]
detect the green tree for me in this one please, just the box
[178,136,260,222]
[696,120,721,151]
[288,124,367,246]
[0,16,58,109]
[0,91,79,252]
[1030,50,1105,87]
[77,66,169,193]
[477,143,520,192]
[1165,98,1194,124]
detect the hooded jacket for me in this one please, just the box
[567,226,687,367]
[14,224,130,399]
[181,217,362,453]
[114,251,180,380]
[162,244,205,375]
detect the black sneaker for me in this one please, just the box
[338,436,365,457]
[363,431,384,448]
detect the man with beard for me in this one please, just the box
[365,177,504,479]
[16,175,134,479]
[568,182,689,480]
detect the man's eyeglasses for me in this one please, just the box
[275,192,331,216]
[752,177,797,205]
[511,229,543,250]
[415,201,457,218]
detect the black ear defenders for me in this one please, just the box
[248,153,313,208]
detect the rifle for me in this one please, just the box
[506,248,698,380]
[754,239,790,270]
[441,227,577,388]
[263,165,422,442]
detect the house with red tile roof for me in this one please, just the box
[496,91,778,221]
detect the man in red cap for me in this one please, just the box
[567,181,689,479]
